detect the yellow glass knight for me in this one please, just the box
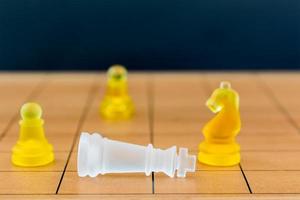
[100,65,134,120]
[198,81,241,166]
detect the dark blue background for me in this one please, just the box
[0,0,299,70]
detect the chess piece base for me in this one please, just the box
[198,141,240,166]
[100,96,134,120]
[12,141,54,167]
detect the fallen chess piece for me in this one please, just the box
[77,132,196,178]
[12,102,55,167]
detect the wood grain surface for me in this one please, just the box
[0,72,299,199]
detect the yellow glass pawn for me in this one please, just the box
[198,81,241,166]
[12,102,54,167]
[100,65,134,120]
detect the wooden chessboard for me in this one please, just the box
[0,72,300,200]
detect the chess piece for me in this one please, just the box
[198,81,241,166]
[78,132,196,178]
[100,65,134,120]
[12,102,54,167]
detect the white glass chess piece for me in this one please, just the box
[77,132,196,178]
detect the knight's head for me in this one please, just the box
[206,81,239,113]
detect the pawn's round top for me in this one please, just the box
[108,65,127,81]
[220,81,231,89]
[21,102,42,120]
